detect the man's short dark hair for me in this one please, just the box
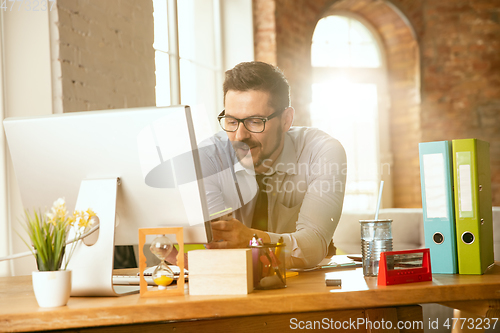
[223,61,290,111]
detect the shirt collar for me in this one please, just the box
[272,133,297,175]
[234,160,247,174]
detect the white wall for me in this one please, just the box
[1,8,54,276]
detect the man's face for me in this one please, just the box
[224,90,285,173]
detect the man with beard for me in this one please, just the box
[202,61,346,269]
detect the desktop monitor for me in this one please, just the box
[4,106,213,295]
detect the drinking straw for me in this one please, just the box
[374,180,384,220]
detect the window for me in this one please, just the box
[312,15,381,68]
[311,14,392,210]
[153,0,224,135]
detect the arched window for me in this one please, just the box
[311,14,392,211]
[312,15,380,68]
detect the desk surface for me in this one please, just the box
[2,264,500,332]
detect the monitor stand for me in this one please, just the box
[67,178,138,296]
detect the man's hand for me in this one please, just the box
[163,246,190,269]
[206,218,270,249]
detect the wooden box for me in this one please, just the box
[188,249,253,295]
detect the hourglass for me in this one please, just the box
[149,235,175,289]
[139,227,185,297]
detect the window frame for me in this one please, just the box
[153,0,225,130]
[0,11,11,276]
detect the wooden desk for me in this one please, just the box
[1,264,500,333]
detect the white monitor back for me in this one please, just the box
[4,106,211,245]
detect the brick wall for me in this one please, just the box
[253,0,277,65]
[253,0,500,207]
[254,0,330,126]
[419,0,500,205]
[56,0,155,112]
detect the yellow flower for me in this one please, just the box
[86,208,96,218]
[75,210,95,229]
[46,211,56,226]
[48,198,68,223]
[53,198,65,209]
[67,215,76,227]
[78,218,87,229]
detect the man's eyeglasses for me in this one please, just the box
[218,108,286,133]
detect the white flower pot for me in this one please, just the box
[32,270,72,308]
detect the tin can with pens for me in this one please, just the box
[249,238,286,289]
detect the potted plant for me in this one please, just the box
[20,198,95,307]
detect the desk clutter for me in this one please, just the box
[136,229,288,296]
[250,239,286,290]
[419,139,494,275]
[377,249,432,286]
[188,238,287,295]
[136,222,439,297]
